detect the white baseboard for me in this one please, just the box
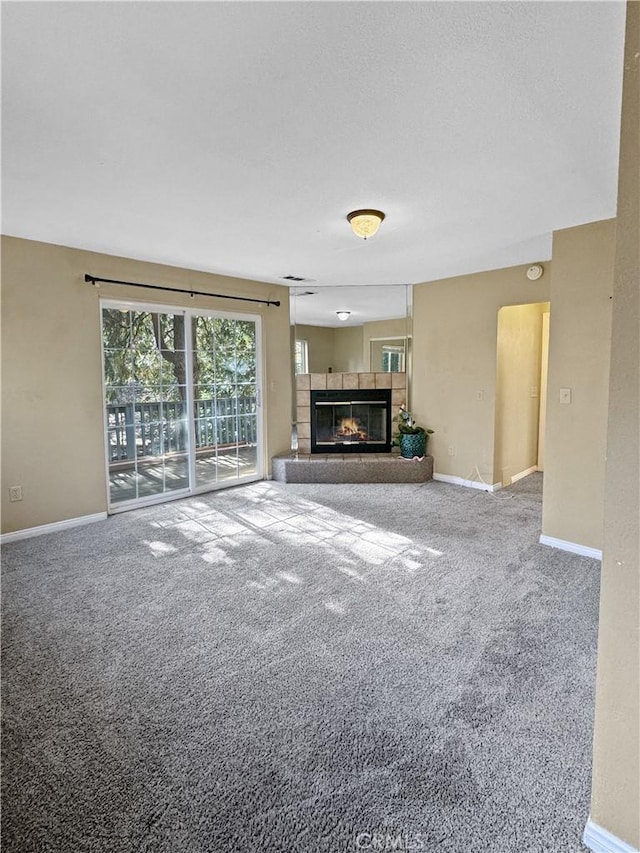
[1,512,108,544]
[511,465,539,484]
[583,817,639,853]
[433,473,502,492]
[539,534,602,560]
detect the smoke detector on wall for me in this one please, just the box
[526,264,544,281]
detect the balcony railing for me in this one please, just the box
[106,396,257,462]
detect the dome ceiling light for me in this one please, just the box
[347,209,385,240]
[336,311,351,322]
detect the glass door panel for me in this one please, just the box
[102,306,190,507]
[191,314,260,488]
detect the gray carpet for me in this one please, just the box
[2,474,599,852]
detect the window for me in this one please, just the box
[295,339,309,374]
[382,345,405,373]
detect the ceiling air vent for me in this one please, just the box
[282,275,308,282]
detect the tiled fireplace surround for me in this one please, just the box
[295,371,407,455]
[272,371,432,483]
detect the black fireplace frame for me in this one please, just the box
[310,389,392,454]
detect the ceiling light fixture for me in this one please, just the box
[347,209,385,240]
[336,311,351,322]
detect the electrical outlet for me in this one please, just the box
[448,446,455,456]
[530,386,538,397]
[9,485,23,502]
[476,390,485,401]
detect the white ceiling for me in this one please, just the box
[2,1,626,324]
[293,284,411,328]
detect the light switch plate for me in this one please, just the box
[559,388,572,404]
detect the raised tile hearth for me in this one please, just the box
[272,453,434,484]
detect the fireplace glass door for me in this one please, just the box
[311,390,391,453]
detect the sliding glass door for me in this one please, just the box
[101,301,262,511]
[191,315,260,487]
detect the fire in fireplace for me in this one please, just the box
[310,389,392,453]
[335,417,368,440]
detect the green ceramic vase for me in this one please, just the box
[399,433,427,459]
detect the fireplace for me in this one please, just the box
[310,389,392,453]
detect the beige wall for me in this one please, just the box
[295,317,411,376]
[541,219,616,550]
[590,1,640,847]
[412,265,550,485]
[333,325,364,373]
[1,236,292,534]
[494,302,548,485]
[294,324,335,373]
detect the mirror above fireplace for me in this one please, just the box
[291,284,412,373]
[290,284,413,454]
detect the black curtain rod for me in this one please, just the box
[84,274,280,307]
